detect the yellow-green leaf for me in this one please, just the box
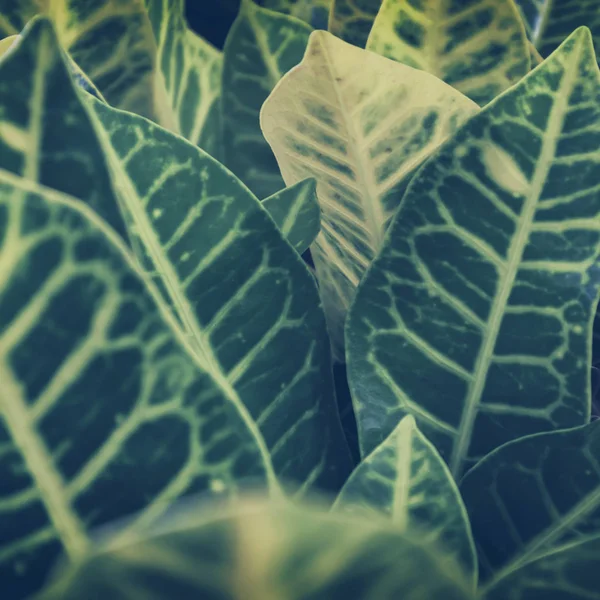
[0,0,223,156]
[261,30,478,360]
[366,0,530,106]
[328,0,381,47]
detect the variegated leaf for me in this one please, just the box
[261,30,478,360]
[259,0,332,27]
[144,0,225,158]
[0,171,271,600]
[3,18,353,498]
[366,0,530,106]
[333,415,477,587]
[328,0,381,48]
[0,22,126,240]
[346,27,600,477]
[460,421,600,586]
[484,535,600,600]
[0,0,223,156]
[262,178,321,255]
[515,0,600,60]
[222,0,312,199]
[38,499,475,600]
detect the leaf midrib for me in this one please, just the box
[392,418,413,529]
[448,39,581,478]
[0,361,89,559]
[318,34,386,254]
[86,107,281,495]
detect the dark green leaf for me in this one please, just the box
[346,27,600,476]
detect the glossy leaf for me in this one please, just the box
[346,28,600,476]
[460,421,600,586]
[0,172,271,600]
[515,0,600,60]
[484,535,600,600]
[366,0,530,106]
[261,30,478,360]
[259,0,332,27]
[333,415,477,586]
[262,179,321,254]
[39,498,475,600]
[0,21,126,240]
[0,0,223,155]
[8,18,354,496]
[222,0,312,198]
[328,0,381,47]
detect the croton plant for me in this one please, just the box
[1,0,600,598]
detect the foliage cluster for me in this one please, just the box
[1,0,600,598]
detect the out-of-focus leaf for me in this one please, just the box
[38,498,475,600]
[0,171,271,600]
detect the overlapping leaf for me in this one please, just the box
[39,499,474,600]
[259,0,332,27]
[515,0,600,60]
[460,421,600,586]
[484,535,600,600]
[328,0,381,47]
[346,28,600,476]
[366,0,530,106]
[0,172,272,600]
[261,31,478,359]
[0,0,223,155]
[262,178,321,254]
[3,18,353,497]
[222,0,312,198]
[333,415,477,586]
[0,24,126,239]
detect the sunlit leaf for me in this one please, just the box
[261,30,478,359]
